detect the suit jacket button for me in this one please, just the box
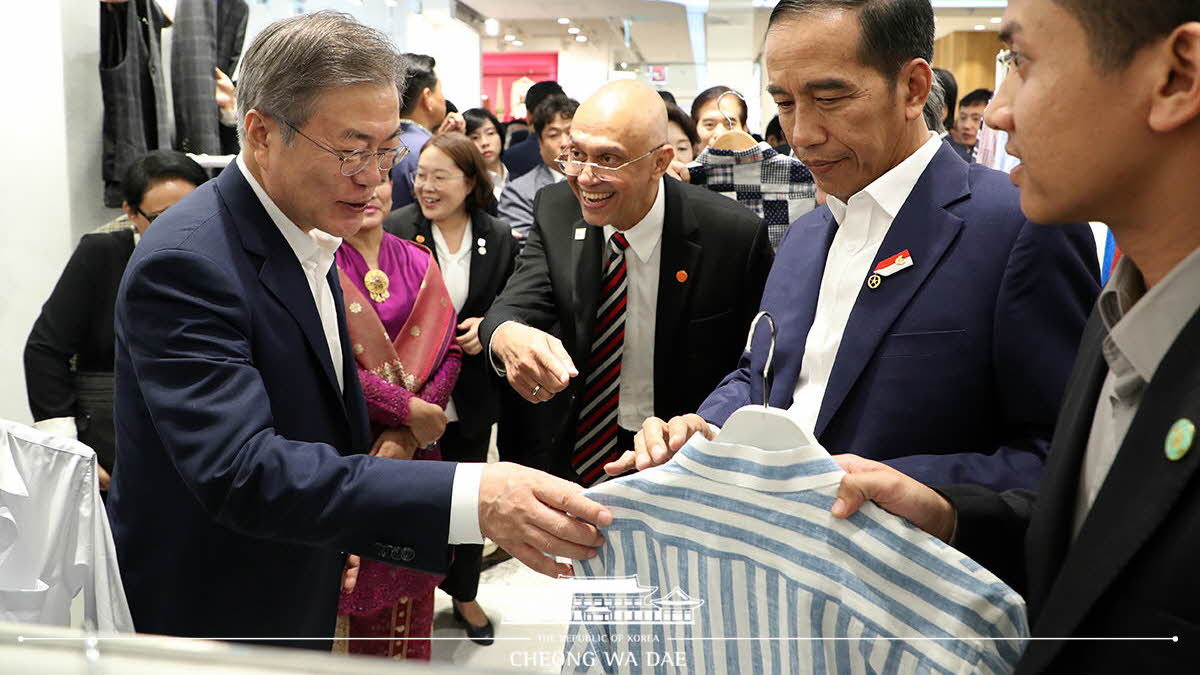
[400,547,415,562]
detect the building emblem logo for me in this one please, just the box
[565,576,704,625]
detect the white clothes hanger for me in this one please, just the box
[716,312,828,459]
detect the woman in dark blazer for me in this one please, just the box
[383,133,517,645]
[24,150,207,491]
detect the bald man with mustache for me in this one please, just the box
[480,81,775,486]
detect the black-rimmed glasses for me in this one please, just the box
[281,120,409,176]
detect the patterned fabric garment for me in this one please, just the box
[565,433,1028,674]
[687,143,816,250]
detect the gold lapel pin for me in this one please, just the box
[867,274,882,290]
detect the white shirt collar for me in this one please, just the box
[826,132,943,225]
[432,218,474,265]
[604,177,666,264]
[0,433,29,498]
[236,154,342,266]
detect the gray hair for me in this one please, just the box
[923,73,947,134]
[236,11,407,145]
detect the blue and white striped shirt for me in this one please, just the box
[564,434,1028,674]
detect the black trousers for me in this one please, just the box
[438,421,491,602]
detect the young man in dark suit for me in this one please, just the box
[833,0,1200,670]
[108,11,609,649]
[618,0,1099,494]
[479,80,775,486]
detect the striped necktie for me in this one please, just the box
[571,232,630,485]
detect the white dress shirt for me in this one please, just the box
[432,220,474,424]
[604,177,666,430]
[1074,249,1200,537]
[1,420,134,631]
[788,132,943,431]
[489,165,508,202]
[236,156,482,545]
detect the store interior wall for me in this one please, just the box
[0,0,115,425]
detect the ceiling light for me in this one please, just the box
[990,16,1002,24]
[512,40,524,47]
[974,24,987,30]
[504,34,516,41]
[568,26,581,35]
[576,35,588,43]
[484,19,499,36]
[557,17,571,25]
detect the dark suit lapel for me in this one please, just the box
[571,220,605,368]
[464,212,492,318]
[329,265,366,445]
[814,147,968,437]
[767,210,838,409]
[653,179,701,412]
[1022,308,1200,668]
[1022,312,1108,615]
[216,165,346,409]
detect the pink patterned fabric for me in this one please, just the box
[334,233,462,660]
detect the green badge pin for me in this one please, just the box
[1165,418,1195,461]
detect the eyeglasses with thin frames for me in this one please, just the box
[280,119,409,176]
[135,206,163,224]
[555,145,664,182]
[413,171,466,189]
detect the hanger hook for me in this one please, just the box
[744,311,776,407]
[715,89,745,131]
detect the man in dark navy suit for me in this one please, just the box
[615,0,1099,492]
[108,11,609,649]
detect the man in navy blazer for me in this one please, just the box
[615,0,1099,492]
[108,12,608,648]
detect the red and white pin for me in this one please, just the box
[867,249,914,289]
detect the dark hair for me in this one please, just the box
[932,67,958,129]
[690,86,748,127]
[122,150,208,208]
[532,95,579,138]
[524,81,565,120]
[959,88,993,109]
[765,114,784,142]
[463,107,506,154]
[658,90,678,106]
[444,99,458,114]
[768,0,934,83]
[665,104,700,148]
[399,53,437,115]
[420,133,494,213]
[1053,0,1198,70]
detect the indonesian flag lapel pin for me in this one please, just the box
[867,249,914,290]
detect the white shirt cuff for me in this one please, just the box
[448,463,485,544]
[33,417,78,439]
[488,320,519,376]
[219,106,239,128]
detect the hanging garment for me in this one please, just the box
[687,142,817,250]
[99,0,172,207]
[0,421,133,632]
[566,421,1028,674]
[172,0,248,155]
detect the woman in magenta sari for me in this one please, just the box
[332,171,461,660]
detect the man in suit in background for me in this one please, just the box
[480,80,775,486]
[497,95,577,243]
[388,53,461,209]
[944,87,993,163]
[833,0,1200,671]
[108,11,609,648]
[616,0,1099,492]
[502,80,565,180]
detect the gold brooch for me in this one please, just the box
[349,302,362,314]
[364,268,390,303]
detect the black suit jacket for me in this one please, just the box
[479,179,774,476]
[943,307,1200,672]
[384,205,518,437]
